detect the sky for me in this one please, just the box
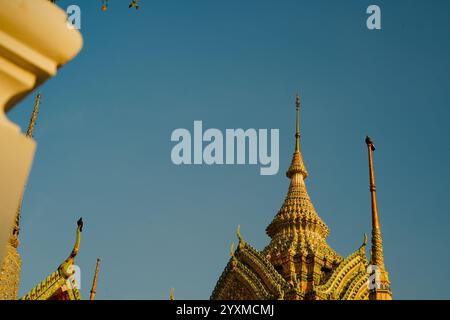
[7,0,450,299]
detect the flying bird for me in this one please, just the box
[101,0,108,11]
[129,0,140,9]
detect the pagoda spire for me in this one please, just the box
[365,136,392,300]
[90,257,101,300]
[295,94,300,152]
[0,94,42,299]
[286,94,308,179]
[265,95,340,287]
[12,94,41,239]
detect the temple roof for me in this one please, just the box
[211,228,290,300]
[20,219,83,300]
[211,226,369,300]
[316,236,369,300]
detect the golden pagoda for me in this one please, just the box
[211,95,392,300]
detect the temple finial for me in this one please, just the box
[70,218,83,259]
[89,257,101,300]
[12,94,42,240]
[26,94,41,138]
[58,218,83,278]
[286,94,308,179]
[365,136,392,300]
[230,242,235,257]
[295,94,300,153]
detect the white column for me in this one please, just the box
[0,0,82,264]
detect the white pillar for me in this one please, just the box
[0,0,82,264]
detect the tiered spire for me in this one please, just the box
[12,94,41,241]
[265,95,339,267]
[0,94,42,299]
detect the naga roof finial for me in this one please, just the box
[59,218,83,278]
[236,225,243,241]
[71,217,83,257]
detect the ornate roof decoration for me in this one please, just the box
[316,235,369,299]
[211,227,289,300]
[20,219,83,300]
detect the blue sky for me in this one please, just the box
[8,0,450,299]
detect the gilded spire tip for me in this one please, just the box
[90,256,101,300]
[286,94,308,179]
[295,94,300,153]
[26,94,41,138]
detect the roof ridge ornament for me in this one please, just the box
[58,218,83,278]
[236,225,246,249]
[230,242,235,257]
[359,233,368,256]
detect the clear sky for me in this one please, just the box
[8,0,450,299]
